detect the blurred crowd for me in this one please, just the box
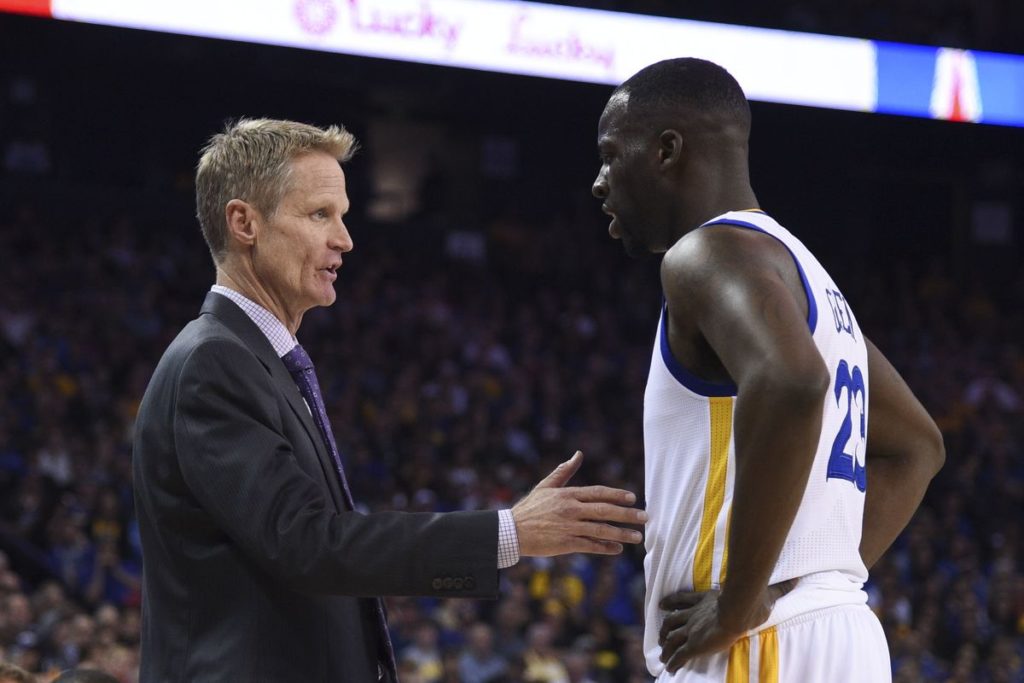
[2,0,1022,678]
[0,188,1021,682]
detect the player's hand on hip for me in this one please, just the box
[511,450,647,557]
[658,580,797,673]
[656,591,738,671]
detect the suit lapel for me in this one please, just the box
[269,366,350,511]
[200,292,348,510]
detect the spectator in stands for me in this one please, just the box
[0,662,34,683]
[522,623,569,683]
[458,623,507,683]
[51,669,119,683]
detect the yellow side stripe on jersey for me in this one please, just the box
[694,396,734,591]
[758,627,779,683]
[719,506,732,585]
[726,634,750,682]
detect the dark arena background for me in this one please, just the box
[0,1,1022,681]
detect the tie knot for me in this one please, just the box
[282,344,314,375]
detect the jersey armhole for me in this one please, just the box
[659,302,738,398]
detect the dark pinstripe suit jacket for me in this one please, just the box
[133,292,498,682]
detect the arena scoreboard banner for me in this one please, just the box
[3,0,1023,127]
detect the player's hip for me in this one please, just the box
[649,602,890,683]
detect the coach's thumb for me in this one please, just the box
[536,450,583,489]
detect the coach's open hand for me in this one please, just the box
[657,579,797,672]
[511,451,647,556]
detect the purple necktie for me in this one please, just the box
[281,343,355,508]
[280,343,396,679]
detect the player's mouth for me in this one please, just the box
[602,205,622,239]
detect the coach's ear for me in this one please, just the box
[658,129,684,169]
[225,199,260,248]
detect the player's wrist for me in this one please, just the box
[716,610,752,635]
[716,590,759,634]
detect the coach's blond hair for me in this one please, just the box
[196,118,358,263]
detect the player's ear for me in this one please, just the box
[225,199,260,247]
[657,129,684,169]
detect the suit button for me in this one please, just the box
[431,578,443,590]
[442,577,454,590]
[465,577,475,591]
[453,578,464,590]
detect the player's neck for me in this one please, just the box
[671,186,759,244]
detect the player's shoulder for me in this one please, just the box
[662,222,783,288]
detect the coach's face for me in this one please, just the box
[256,151,352,320]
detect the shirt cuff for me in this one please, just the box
[496,509,520,569]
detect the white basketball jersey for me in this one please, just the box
[643,211,871,677]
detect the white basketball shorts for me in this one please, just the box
[657,604,891,683]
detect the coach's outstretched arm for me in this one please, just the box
[859,338,945,569]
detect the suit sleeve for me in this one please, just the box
[172,338,499,598]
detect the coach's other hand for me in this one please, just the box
[511,450,646,557]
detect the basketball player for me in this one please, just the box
[591,58,945,681]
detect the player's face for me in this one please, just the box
[255,151,353,319]
[592,94,658,257]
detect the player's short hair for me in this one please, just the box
[614,58,750,131]
[195,118,358,264]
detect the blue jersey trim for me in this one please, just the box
[701,218,819,335]
[659,304,738,397]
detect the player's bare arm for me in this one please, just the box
[859,338,944,569]
[657,226,829,671]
